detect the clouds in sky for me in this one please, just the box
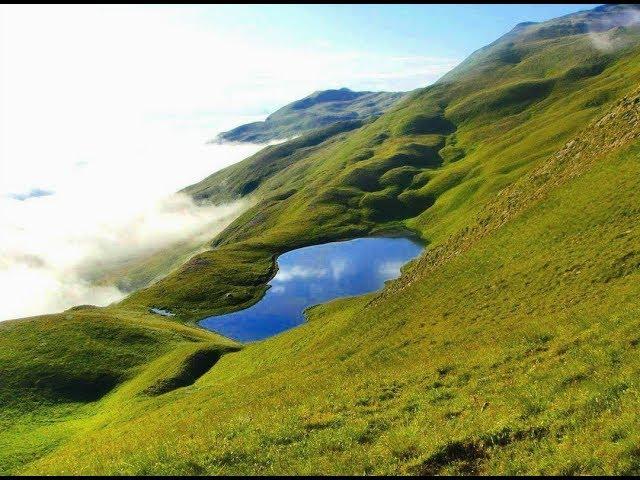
[1,4,458,198]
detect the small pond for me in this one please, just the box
[199,237,423,342]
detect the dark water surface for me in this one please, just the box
[199,237,423,342]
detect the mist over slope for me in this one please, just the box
[438,3,640,84]
[0,191,247,321]
[0,134,261,321]
[3,4,640,475]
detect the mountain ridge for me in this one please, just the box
[437,3,640,84]
[212,87,406,144]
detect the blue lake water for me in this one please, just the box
[199,237,423,342]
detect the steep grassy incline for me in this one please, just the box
[19,85,640,476]
[213,88,405,144]
[122,12,640,322]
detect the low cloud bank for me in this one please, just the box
[0,103,266,321]
[0,190,247,321]
[1,62,265,322]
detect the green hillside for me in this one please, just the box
[3,4,640,475]
[213,88,405,144]
[0,307,239,474]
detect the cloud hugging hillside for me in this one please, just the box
[2,4,640,476]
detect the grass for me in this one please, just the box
[2,5,640,475]
[27,131,640,476]
[0,307,238,474]
[186,119,367,204]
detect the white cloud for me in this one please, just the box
[587,6,640,52]
[0,192,247,321]
[0,5,458,197]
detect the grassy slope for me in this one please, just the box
[19,88,640,475]
[214,88,405,143]
[3,5,640,475]
[0,307,239,474]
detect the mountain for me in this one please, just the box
[3,4,640,475]
[212,87,406,144]
[438,3,640,84]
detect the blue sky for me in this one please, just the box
[174,4,600,59]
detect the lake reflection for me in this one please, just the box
[199,237,423,341]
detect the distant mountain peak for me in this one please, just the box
[438,3,640,84]
[213,88,405,144]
